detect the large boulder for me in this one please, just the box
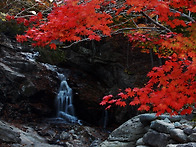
[99,113,196,147]
[99,115,147,147]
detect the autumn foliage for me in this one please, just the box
[6,0,196,115]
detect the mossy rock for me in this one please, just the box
[36,47,67,65]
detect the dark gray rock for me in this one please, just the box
[90,139,102,147]
[166,144,178,147]
[174,122,182,128]
[136,145,150,147]
[108,115,146,142]
[136,138,145,146]
[0,120,62,146]
[0,121,21,143]
[60,131,70,140]
[193,128,196,133]
[100,115,147,147]
[139,113,157,126]
[0,35,59,122]
[188,133,196,142]
[183,127,193,135]
[176,142,196,147]
[170,129,188,143]
[143,130,170,147]
[164,118,172,123]
[150,120,175,134]
[99,140,135,147]
[158,115,182,122]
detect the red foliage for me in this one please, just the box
[102,53,196,115]
[15,0,112,48]
[6,0,196,115]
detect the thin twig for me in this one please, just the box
[15,3,39,17]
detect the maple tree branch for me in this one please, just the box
[131,18,138,28]
[170,8,195,22]
[110,18,132,28]
[61,38,91,49]
[15,3,39,17]
[141,12,172,33]
[111,27,159,34]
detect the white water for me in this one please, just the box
[21,51,39,62]
[56,73,80,124]
[40,63,81,124]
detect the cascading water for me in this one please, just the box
[43,63,81,124]
[103,110,108,129]
[56,73,81,124]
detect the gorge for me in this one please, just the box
[0,31,152,146]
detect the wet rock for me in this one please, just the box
[89,139,102,147]
[183,127,194,135]
[174,122,182,128]
[99,140,135,147]
[139,113,157,126]
[0,34,59,122]
[143,129,170,147]
[176,142,196,147]
[60,131,70,140]
[0,121,21,143]
[33,122,108,147]
[167,142,196,147]
[167,145,178,147]
[0,120,62,147]
[150,120,175,134]
[158,115,182,122]
[100,115,146,147]
[170,129,188,143]
[136,138,145,146]
[164,118,172,123]
[100,113,196,147]
[188,133,196,142]
[108,115,146,142]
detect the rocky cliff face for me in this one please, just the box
[0,32,158,126]
[60,35,159,125]
[0,33,59,122]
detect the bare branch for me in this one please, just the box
[110,18,132,28]
[61,38,91,49]
[15,3,39,17]
[170,8,195,22]
[131,18,138,28]
[142,12,171,33]
[61,26,160,49]
[111,27,159,35]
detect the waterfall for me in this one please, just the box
[103,110,108,129]
[56,73,80,124]
[41,63,82,124]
